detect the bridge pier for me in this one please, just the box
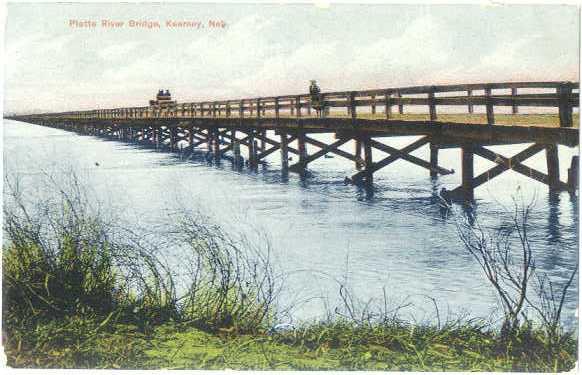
[355,139,363,170]
[568,156,579,191]
[280,131,289,171]
[430,144,439,179]
[546,144,560,190]
[363,136,373,186]
[233,135,242,169]
[205,128,212,152]
[213,128,221,160]
[461,145,475,202]
[297,130,307,172]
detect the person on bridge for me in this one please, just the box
[309,80,324,118]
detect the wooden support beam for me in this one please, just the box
[384,91,392,119]
[511,87,518,114]
[280,132,289,171]
[368,138,453,175]
[568,155,579,191]
[363,136,373,185]
[233,130,242,168]
[213,128,221,160]
[245,131,299,155]
[546,144,560,190]
[558,82,573,128]
[303,135,356,162]
[188,126,194,148]
[462,145,475,202]
[485,87,494,126]
[297,130,307,171]
[471,145,569,190]
[204,128,212,151]
[220,134,249,155]
[350,137,439,182]
[428,87,437,121]
[430,144,439,178]
[355,139,362,170]
[289,138,350,172]
[260,130,266,152]
[455,144,546,192]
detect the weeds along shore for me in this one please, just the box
[2,174,578,371]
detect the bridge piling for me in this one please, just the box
[297,131,307,172]
[546,144,560,190]
[280,132,289,171]
[568,156,579,191]
[430,144,439,179]
[461,145,475,202]
[363,136,373,186]
[355,140,362,170]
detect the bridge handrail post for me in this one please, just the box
[511,87,518,114]
[467,89,474,114]
[239,100,244,127]
[384,90,392,119]
[485,85,494,126]
[226,101,231,118]
[349,91,357,126]
[275,97,280,120]
[295,95,301,118]
[558,81,573,128]
[257,98,261,119]
[428,86,437,122]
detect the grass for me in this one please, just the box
[4,317,577,371]
[2,174,578,371]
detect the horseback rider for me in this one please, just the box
[309,80,324,118]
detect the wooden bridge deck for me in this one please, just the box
[7,80,580,202]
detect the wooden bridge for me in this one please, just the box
[7,81,580,201]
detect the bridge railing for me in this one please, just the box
[15,81,580,128]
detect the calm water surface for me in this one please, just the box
[3,120,579,327]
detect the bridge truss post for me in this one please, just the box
[280,131,289,172]
[363,136,373,186]
[461,145,475,202]
[546,144,560,190]
[430,144,439,179]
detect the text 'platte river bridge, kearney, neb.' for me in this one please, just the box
[7,81,580,202]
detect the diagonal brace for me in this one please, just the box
[471,144,568,190]
[351,137,452,182]
[289,138,351,171]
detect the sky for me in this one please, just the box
[4,3,580,114]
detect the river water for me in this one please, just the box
[3,120,579,328]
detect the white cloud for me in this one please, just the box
[98,41,142,61]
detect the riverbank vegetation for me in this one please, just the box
[2,175,578,371]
